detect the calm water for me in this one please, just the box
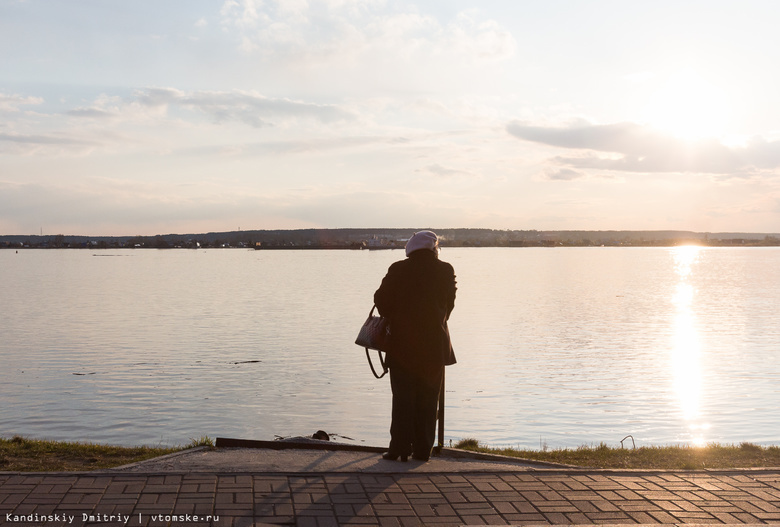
[2,247,779,449]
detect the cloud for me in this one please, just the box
[0,93,43,112]
[186,134,403,157]
[0,132,92,145]
[0,132,100,156]
[56,87,356,130]
[66,108,117,119]
[444,10,516,62]
[418,163,479,180]
[507,120,780,176]
[545,168,585,181]
[0,85,368,160]
[219,0,516,64]
[133,88,355,127]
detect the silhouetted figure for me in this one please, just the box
[374,231,456,461]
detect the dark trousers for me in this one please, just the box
[388,364,443,460]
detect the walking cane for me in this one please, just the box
[434,368,445,455]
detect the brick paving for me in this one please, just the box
[3,469,780,526]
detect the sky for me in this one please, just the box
[2,0,780,236]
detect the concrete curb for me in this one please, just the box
[214,436,574,469]
[109,445,212,471]
[214,436,385,453]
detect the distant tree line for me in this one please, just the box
[1,228,779,249]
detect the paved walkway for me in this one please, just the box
[3,448,780,526]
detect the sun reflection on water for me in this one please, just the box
[670,246,708,445]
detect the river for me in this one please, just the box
[2,246,779,449]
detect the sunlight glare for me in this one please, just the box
[669,246,708,440]
[689,436,706,448]
[672,296,700,420]
[672,245,700,279]
[643,70,730,140]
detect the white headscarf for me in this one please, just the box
[405,230,439,256]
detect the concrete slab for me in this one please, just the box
[111,446,550,474]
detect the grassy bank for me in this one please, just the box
[0,436,213,472]
[454,439,780,469]
[5,436,780,471]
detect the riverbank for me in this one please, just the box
[0,436,212,472]
[454,438,780,470]
[4,436,780,472]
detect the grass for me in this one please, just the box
[5,435,780,472]
[453,438,780,470]
[0,436,213,472]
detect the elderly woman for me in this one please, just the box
[373,231,457,461]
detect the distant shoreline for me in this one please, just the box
[2,228,779,250]
[4,242,780,249]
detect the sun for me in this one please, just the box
[641,69,730,141]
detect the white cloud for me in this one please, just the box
[219,0,516,66]
[0,93,44,112]
[545,168,585,181]
[0,132,94,146]
[0,131,99,156]
[133,88,355,128]
[66,108,117,119]
[444,10,516,62]
[57,88,356,133]
[418,163,479,180]
[507,120,780,177]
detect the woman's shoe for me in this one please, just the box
[382,452,408,462]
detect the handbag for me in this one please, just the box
[355,305,391,378]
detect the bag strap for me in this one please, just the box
[365,348,388,379]
[364,304,387,379]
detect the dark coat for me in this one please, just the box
[373,249,456,377]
